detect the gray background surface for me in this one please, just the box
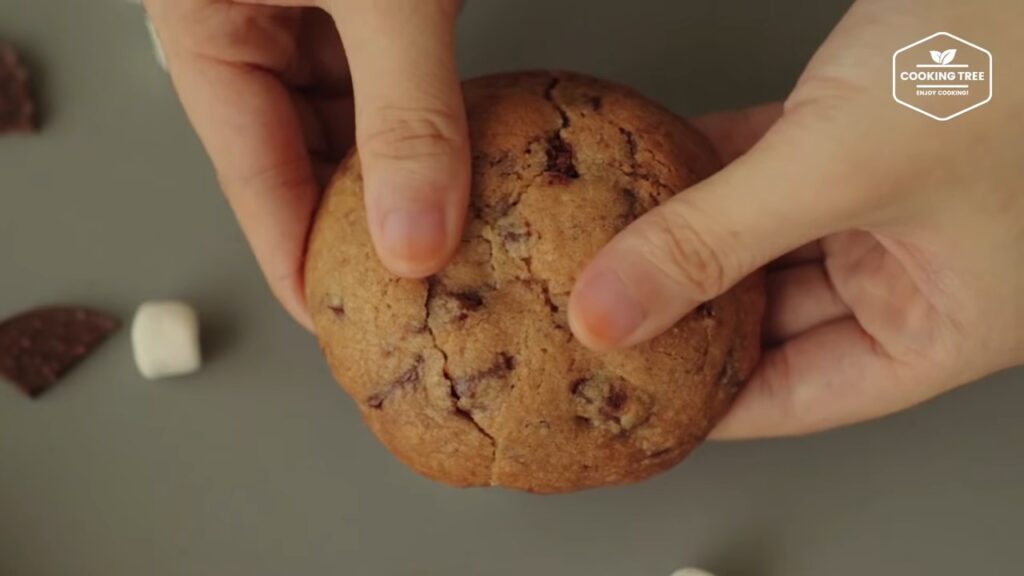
[1,1,1021,575]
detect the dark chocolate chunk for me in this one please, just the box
[571,374,651,433]
[325,294,345,318]
[544,133,579,179]
[620,127,638,159]
[450,291,484,323]
[366,356,423,409]
[450,291,484,312]
[0,307,120,398]
[695,302,715,318]
[452,353,515,399]
[0,43,35,133]
[620,187,639,224]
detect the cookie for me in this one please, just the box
[0,306,120,397]
[306,71,765,492]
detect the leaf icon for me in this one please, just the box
[930,50,944,64]
[940,49,957,65]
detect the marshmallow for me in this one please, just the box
[670,569,716,576]
[131,301,201,380]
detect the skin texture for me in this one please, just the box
[149,0,1024,440]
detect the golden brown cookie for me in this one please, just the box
[306,71,765,493]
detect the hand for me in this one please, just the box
[568,0,1024,438]
[145,0,469,329]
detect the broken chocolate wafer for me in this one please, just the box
[0,307,120,398]
[0,42,35,133]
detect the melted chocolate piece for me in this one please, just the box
[0,307,120,397]
[452,353,515,399]
[544,133,579,179]
[367,356,423,409]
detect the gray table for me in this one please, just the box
[2,1,1021,575]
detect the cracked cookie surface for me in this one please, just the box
[306,71,765,493]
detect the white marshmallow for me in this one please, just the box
[131,301,201,380]
[670,569,716,576]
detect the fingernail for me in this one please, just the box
[573,267,645,346]
[380,206,446,270]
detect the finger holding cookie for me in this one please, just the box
[571,0,1024,439]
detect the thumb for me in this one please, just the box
[332,0,469,278]
[568,105,868,350]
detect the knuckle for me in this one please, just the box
[760,345,818,435]
[785,71,867,116]
[359,105,464,163]
[218,157,313,199]
[155,3,297,68]
[641,205,732,301]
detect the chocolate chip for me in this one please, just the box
[494,217,533,263]
[0,306,120,398]
[501,228,530,245]
[451,291,484,313]
[620,188,639,223]
[474,151,519,179]
[326,295,345,318]
[366,393,386,409]
[572,374,651,433]
[452,352,515,400]
[0,43,35,133]
[587,95,602,111]
[696,302,715,318]
[606,388,628,411]
[620,127,638,159]
[483,192,524,221]
[544,133,579,180]
[427,280,490,324]
[366,356,422,409]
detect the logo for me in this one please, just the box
[892,32,992,121]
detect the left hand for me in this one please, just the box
[145,0,470,330]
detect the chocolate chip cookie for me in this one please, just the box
[306,71,765,492]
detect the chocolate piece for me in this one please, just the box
[0,43,35,133]
[544,133,579,179]
[572,374,652,433]
[0,307,120,397]
[452,353,515,400]
[366,356,423,409]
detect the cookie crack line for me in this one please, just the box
[497,75,574,338]
[542,76,579,179]
[424,279,498,474]
[595,110,680,197]
[478,229,501,285]
[479,206,569,337]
